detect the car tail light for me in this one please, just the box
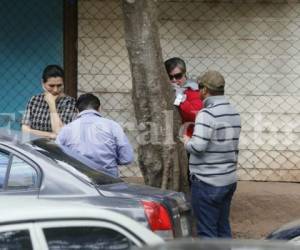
[141,200,173,237]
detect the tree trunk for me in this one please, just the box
[122,0,189,192]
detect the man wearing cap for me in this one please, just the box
[183,70,241,238]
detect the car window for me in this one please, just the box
[7,156,37,189]
[0,151,10,189]
[43,227,136,250]
[0,230,32,250]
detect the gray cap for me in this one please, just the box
[198,70,225,91]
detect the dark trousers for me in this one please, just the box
[191,178,237,238]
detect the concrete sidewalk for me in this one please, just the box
[231,181,300,239]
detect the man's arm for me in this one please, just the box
[113,123,134,165]
[55,125,69,146]
[184,110,214,155]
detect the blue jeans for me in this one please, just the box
[191,178,237,238]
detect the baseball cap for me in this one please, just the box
[197,70,225,91]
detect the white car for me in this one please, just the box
[0,197,163,250]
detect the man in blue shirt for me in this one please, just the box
[56,93,134,177]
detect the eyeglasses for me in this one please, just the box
[168,72,184,80]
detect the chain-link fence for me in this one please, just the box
[78,0,141,178]
[78,0,300,181]
[0,0,63,130]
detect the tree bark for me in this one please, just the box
[122,0,189,192]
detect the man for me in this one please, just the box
[56,93,134,177]
[183,70,241,238]
[22,65,76,138]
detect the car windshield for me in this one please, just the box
[28,139,123,186]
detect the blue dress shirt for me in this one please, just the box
[56,109,134,177]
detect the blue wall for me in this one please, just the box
[0,0,63,129]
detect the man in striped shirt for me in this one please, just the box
[183,70,241,238]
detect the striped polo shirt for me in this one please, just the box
[185,95,241,187]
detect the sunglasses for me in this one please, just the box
[169,72,184,80]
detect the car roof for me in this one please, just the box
[0,197,123,224]
[0,197,164,245]
[0,197,162,242]
[0,197,124,223]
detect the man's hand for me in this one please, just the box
[183,134,191,145]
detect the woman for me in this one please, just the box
[22,65,76,139]
[164,57,203,137]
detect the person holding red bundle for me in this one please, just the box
[164,57,203,185]
[164,57,203,137]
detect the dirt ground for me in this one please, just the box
[231,181,300,239]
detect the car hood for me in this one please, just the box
[96,182,190,211]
